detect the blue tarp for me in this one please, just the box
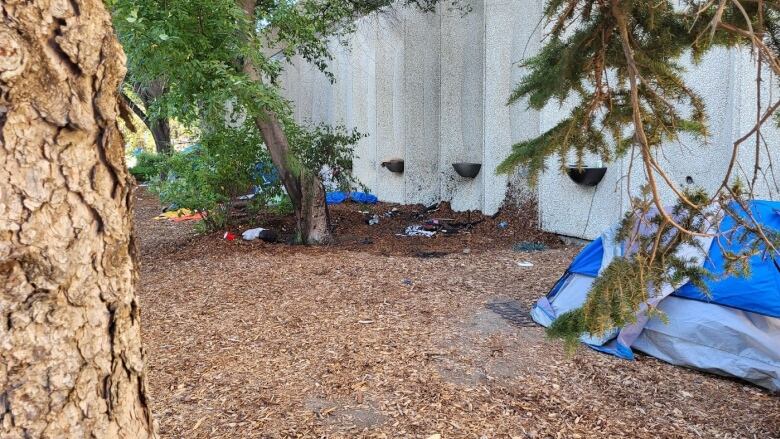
[532,200,780,391]
[568,237,603,276]
[675,200,780,318]
[326,191,349,205]
[326,191,378,205]
[350,192,378,204]
[553,201,780,318]
[253,163,279,187]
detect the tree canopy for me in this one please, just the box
[110,0,453,243]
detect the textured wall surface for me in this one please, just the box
[276,0,543,212]
[276,2,780,238]
[439,2,484,211]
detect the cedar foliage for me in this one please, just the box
[548,187,715,346]
[501,1,780,343]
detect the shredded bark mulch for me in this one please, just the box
[135,190,780,438]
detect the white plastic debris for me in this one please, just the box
[401,225,435,237]
[242,227,269,241]
[516,261,534,268]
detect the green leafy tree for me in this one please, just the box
[145,122,365,233]
[499,0,780,343]
[110,0,449,243]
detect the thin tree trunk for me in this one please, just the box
[123,81,172,155]
[0,1,155,437]
[149,118,172,154]
[239,0,331,245]
[252,109,331,244]
[138,81,172,155]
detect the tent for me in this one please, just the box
[531,200,780,392]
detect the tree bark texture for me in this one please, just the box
[238,0,331,244]
[0,1,155,437]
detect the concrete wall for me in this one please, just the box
[276,0,546,212]
[277,2,780,238]
[536,47,780,239]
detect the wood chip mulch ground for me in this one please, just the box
[134,190,780,438]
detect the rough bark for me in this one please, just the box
[0,1,155,438]
[239,0,331,245]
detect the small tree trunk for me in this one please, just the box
[239,0,331,244]
[298,172,331,244]
[253,112,331,244]
[149,118,171,155]
[138,81,171,155]
[0,1,154,437]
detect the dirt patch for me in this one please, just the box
[139,186,561,258]
[133,187,199,260]
[136,191,780,438]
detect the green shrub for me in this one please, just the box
[288,122,365,191]
[129,151,167,182]
[150,125,280,231]
[149,121,364,233]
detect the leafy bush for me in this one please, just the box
[149,121,364,232]
[288,122,365,191]
[150,125,282,231]
[129,151,167,182]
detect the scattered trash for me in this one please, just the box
[358,320,374,324]
[367,214,380,226]
[400,225,436,237]
[513,241,549,252]
[517,261,534,268]
[382,207,400,218]
[401,279,413,286]
[170,212,204,222]
[424,218,442,229]
[412,203,441,220]
[154,208,204,222]
[223,231,237,241]
[241,227,277,242]
[463,248,471,254]
[237,193,256,200]
[154,208,192,220]
[498,221,509,229]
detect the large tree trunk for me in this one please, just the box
[239,0,331,245]
[0,1,155,438]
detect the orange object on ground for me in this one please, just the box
[171,212,204,222]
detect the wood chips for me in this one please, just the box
[134,191,780,438]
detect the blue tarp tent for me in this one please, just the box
[531,200,780,392]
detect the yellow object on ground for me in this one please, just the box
[153,208,192,220]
